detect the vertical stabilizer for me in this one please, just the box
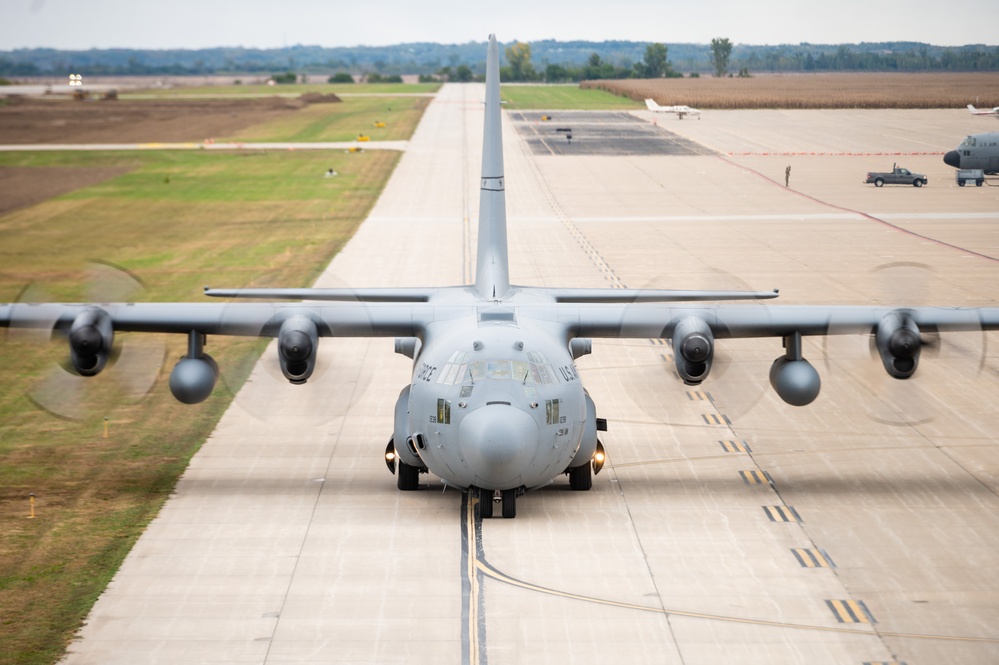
[475,34,510,300]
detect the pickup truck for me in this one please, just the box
[864,165,928,187]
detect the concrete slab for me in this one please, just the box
[62,91,999,665]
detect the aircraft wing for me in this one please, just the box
[556,302,999,403]
[0,299,442,401]
[0,301,428,338]
[557,303,999,339]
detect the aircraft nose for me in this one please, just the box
[459,404,538,489]
[943,150,960,168]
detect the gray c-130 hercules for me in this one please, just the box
[4,35,999,518]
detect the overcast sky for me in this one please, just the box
[3,0,997,50]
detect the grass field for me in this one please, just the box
[0,146,401,665]
[225,94,429,142]
[586,72,999,109]
[500,84,643,110]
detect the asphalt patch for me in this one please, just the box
[510,110,715,157]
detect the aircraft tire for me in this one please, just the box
[479,489,494,519]
[501,489,517,518]
[568,463,592,491]
[397,460,420,491]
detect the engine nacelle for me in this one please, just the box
[569,338,592,360]
[278,316,319,384]
[169,354,218,404]
[769,356,821,406]
[875,312,921,379]
[68,307,114,376]
[672,317,714,385]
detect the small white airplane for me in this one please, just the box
[645,98,700,119]
[968,104,999,119]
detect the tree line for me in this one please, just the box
[1,39,996,79]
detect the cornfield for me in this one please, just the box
[584,73,999,109]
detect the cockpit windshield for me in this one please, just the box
[961,136,977,148]
[435,351,559,385]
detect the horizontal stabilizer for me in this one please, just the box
[204,287,432,302]
[552,288,779,303]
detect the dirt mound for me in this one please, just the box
[0,97,304,144]
[299,92,342,104]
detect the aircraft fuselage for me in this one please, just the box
[395,292,592,492]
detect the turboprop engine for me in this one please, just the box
[68,307,114,376]
[875,311,921,379]
[277,316,319,384]
[672,317,714,385]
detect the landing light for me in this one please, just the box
[384,442,397,474]
[592,441,607,475]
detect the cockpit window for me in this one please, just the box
[512,361,529,382]
[486,360,512,380]
[435,358,559,385]
[961,136,977,147]
[527,351,549,364]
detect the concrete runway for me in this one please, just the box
[61,86,999,664]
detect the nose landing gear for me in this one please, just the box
[477,487,520,519]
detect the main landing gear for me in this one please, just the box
[478,488,518,519]
[385,438,422,491]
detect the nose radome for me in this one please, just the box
[943,150,960,168]
[459,404,539,489]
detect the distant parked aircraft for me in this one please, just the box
[944,131,999,174]
[968,104,999,119]
[645,98,700,119]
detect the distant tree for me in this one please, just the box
[505,41,535,81]
[544,63,571,82]
[328,72,354,83]
[583,52,606,80]
[642,43,669,78]
[710,37,733,77]
[366,73,401,83]
[454,64,473,82]
[270,71,297,84]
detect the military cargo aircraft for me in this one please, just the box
[4,35,999,518]
[944,131,999,174]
